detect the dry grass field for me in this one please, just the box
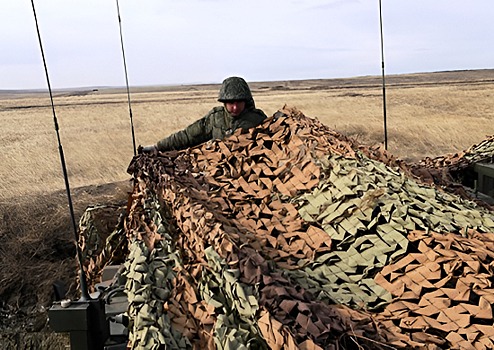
[1,69,494,201]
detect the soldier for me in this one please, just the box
[141,76,267,152]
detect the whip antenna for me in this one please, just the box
[116,0,137,156]
[30,0,91,301]
[379,0,388,150]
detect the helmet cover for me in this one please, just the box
[218,76,253,102]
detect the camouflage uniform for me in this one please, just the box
[157,77,267,152]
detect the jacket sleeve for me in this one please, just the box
[156,111,213,151]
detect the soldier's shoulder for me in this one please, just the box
[210,106,226,114]
[201,105,225,121]
[250,108,268,119]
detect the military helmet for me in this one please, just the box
[218,76,253,102]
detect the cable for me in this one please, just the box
[116,0,137,156]
[379,0,388,150]
[30,0,91,301]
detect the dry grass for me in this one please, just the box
[1,70,494,200]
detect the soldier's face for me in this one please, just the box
[225,101,246,117]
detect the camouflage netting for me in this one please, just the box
[409,136,494,206]
[418,135,494,170]
[91,107,494,349]
[78,204,129,289]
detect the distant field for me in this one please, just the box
[1,69,494,200]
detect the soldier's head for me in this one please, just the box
[218,76,253,116]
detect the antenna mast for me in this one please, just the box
[379,0,388,150]
[30,0,91,301]
[116,0,137,156]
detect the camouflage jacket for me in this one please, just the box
[157,100,267,151]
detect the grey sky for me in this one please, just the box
[1,0,493,90]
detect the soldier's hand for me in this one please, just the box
[139,145,158,154]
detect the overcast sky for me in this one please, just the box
[1,0,493,90]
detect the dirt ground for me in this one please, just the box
[0,180,131,348]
